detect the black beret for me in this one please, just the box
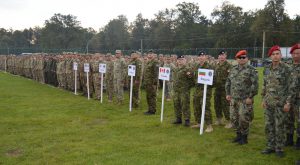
[198,51,206,56]
[177,55,184,59]
[219,50,226,55]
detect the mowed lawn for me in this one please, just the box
[0,69,298,165]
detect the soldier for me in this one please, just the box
[144,50,159,115]
[91,55,101,100]
[214,51,232,128]
[113,50,126,104]
[261,46,291,157]
[129,51,143,108]
[105,54,114,102]
[163,55,176,101]
[191,51,214,132]
[226,50,258,145]
[172,55,194,126]
[284,43,300,149]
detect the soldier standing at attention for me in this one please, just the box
[144,50,159,115]
[191,52,214,133]
[113,50,126,104]
[105,54,114,102]
[172,55,194,126]
[285,44,300,149]
[226,50,258,145]
[214,51,232,128]
[163,55,176,101]
[129,51,143,108]
[261,45,291,157]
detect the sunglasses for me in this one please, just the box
[237,56,247,59]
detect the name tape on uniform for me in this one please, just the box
[84,63,90,73]
[73,62,78,71]
[158,67,170,81]
[197,69,214,85]
[128,65,136,76]
[99,63,106,73]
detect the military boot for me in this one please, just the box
[285,134,294,146]
[205,124,213,133]
[295,137,300,150]
[172,118,182,124]
[214,118,223,125]
[184,119,190,127]
[238,135,248,145]
[224,121,233,129]
[232,132,242,143]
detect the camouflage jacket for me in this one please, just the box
[144,59,159,86]
[113,57,126,80]
[173,64,194,92]
[214,61,231,88]
[226,64,258,100]
[129,58,143,82]
[262,62,291,106]
[287,63,300,105]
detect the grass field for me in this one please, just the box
[0,69,299,165]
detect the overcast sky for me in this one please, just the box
[0,0,299,31]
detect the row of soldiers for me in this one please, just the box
[0,45,299,158]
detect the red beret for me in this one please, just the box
[235,50,247,58]
[268,45,280,57]
[290,43,300,54]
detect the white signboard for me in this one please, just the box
[84,63,90,73]
[128,65,136,76]
[197,69,214,85]
[158,67,170,81]
[73,62,78,71]
[99,63,106,73]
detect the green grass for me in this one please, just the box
[0,69,298,165]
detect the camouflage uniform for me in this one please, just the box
[214,60,231,121]
[262,62,291,151]
[163,62,176,100]
[225,64,258,136]
[285,62,300,146]
[144,59,159,113]
[105,60,114,102]
[91,60,101,99]
[129,58,142,108]
[193,62,213,125]
[173,64,194,122]
[113,57,126,103]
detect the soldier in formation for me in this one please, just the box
[226,50,258,145]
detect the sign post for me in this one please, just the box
[197,69,214,135]
[73,62,78,95]
[84,63,90,100]
[158,67,171,122]
[128,65,136,112]
[99,63,106,103]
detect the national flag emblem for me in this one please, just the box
[160,68,165,73]
[199,72,206,76]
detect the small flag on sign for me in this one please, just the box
[199,72,206,76]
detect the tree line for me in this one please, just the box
[0,0,299,56]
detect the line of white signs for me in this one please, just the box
[73,62,214,85]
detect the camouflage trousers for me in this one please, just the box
[145,85,157,113]
[214,87,230,121]
[264,105,287,150]
[165,81,173,99]
[230,99,253,135]
[193,88,212,125]
[132,83,140,108]
[113,77,124,103]
[93,73,101,100]
[106,78,114,101]
[173,90,191,121]
[285,104,300,137]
